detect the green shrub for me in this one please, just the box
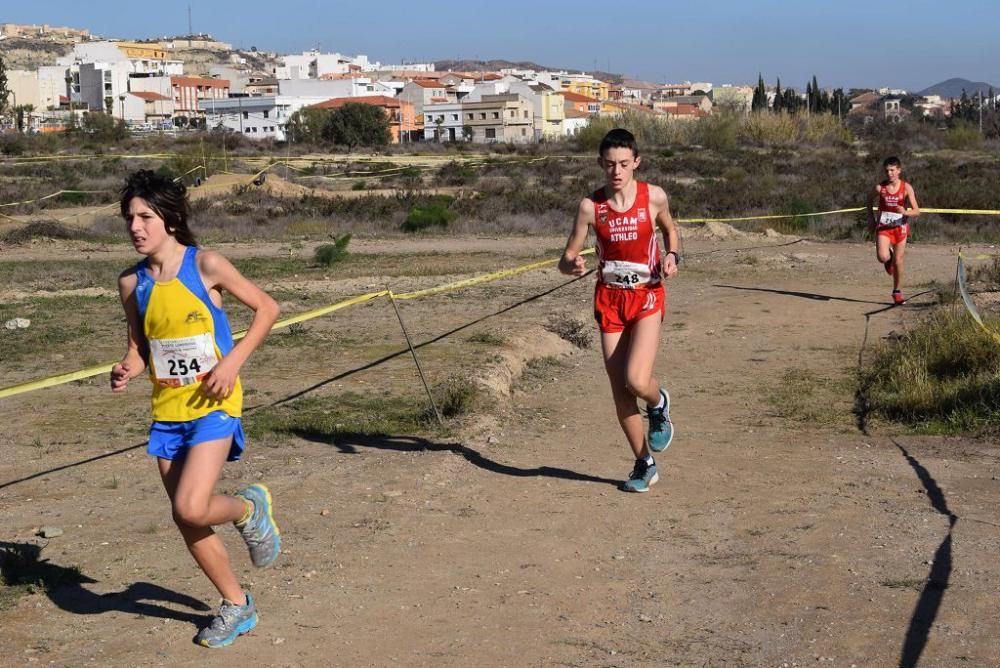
[401,196,457,232]
[857,308,1000,432]
[944,121,983,150]
[313,234,352,265]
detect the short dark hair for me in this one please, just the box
[120,170,197,247]
[883,156,902,168]
[599,128,639,158]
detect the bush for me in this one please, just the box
[544,314,592,349]
[401,196,457,232]
[313,234,352,266]
[944,121,984,150]
[857,308,1000,433]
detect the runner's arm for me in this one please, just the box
[559,197,593,277]
[650,186,679,278]
[197,250,280,400]
[111,270,148,392]
[904,184,920,218]
[866,186,880,231]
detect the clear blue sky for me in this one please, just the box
[5,0,997,91]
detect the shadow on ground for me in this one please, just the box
[0,541,211,627]
[294,430,621,487]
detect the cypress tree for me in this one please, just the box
[773,78,784,112]
[0,56,9,115]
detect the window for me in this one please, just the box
[452,114,458,121]
[510,110,516,118]
[479,112,486,119]
[492,111,499,119]
[523,110,529,118]
[467,113,473,120]
[243,111,249,119]
[263,110,269,118]
[245,127,251,133]
[485,128,496,139]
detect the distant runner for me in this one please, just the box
[559,128,679,492]
[867,156,920,305]
[111,170,281,648]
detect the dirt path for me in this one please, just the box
[1,235,999,667]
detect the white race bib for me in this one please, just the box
[600,260,658,289]
[150,333,218,387]
[879,211,904,227]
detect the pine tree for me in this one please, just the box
[811,75,820,112]
[773,78,784,112]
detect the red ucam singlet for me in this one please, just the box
[592,181,661,288]
[877,179,910,228]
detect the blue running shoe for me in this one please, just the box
[646,389,673,453]
[235,484,281,568]
[621,459,658,493]
[195,593,258,648]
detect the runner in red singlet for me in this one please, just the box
[559,128,679,493]
[866,156,920,305]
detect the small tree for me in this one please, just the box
[462,125,474,141]
[15,104,34,132]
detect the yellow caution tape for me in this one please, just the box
[678,207,865,224]
[0,361,117,400]
[0,189,113,208]
[922,208,1000,215]
[0,247,591,399]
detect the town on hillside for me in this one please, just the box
[0,22,996,142]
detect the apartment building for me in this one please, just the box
[129,76,230,125]
[399,79,452,120]
[461,94,534,143]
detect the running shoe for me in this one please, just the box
[646,389,673,453]
[195,593,258,648]
[892,290,906,305]
[621,459,659,493]
[235,484,281,568]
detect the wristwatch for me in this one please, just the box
[666,250,682,265]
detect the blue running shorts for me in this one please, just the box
[147,411,246,462]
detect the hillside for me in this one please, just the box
[0,37,73,71]
[918,77,998,98]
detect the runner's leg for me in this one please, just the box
[159,439,247,604]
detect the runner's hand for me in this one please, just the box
[664,254,678,279]
[570,255,587,276]
[110,361,131,392]
[201,357,239,400]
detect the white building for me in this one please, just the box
[277,78,378,99]
[279,50,382,79]
[201,94,344,140]
[422,101,465,142]
[77,62,130,115]
[6,69,61,111]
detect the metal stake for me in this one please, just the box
[386,288,443,426]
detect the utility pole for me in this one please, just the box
[979,90,983,134]
[188,5,193,39]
